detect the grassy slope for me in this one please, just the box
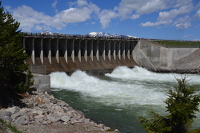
[153,40,200,48]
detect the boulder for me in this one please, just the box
[5,107,19,114]
[0,111,12,117]
[11,111,24,120]
[14,116,28,125]
[47,115,58,123]
[0,116,12,122]
[61,116,70,123]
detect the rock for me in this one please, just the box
[37,110,43,115]
[31,110,38,114]
[46,120,51,124]
[0,90,115,132]
[53,105,62,111]
[5,107,19,114]
[61,116,70,123]
[0,116,12,122]
[42,121,48,125]
[114,129,120,132]
[83,119,90,124]
[53,112,64,118]
[47,115,58,123]
[49,95,54,99]
[35,117,43,124]
[104,126,111,131]
[70,118,79,124]
[66,111,74,118]
[50,99,57,104]
[0,111,12,117]
[11,111,25,120]
[97,124,104,128]
[14,116,28,125]
[35,97,42,104]
[43,97,50,103]
[77,118,84,123]
[34,115,44,119]
[58,101,69,107]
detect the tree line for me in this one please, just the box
[0,1,33,107]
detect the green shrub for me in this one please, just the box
[138,77,200,133]
[15,69,34,93]
[0,1,33,94]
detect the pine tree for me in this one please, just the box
[138,77,200,133]
[0,1,29,86]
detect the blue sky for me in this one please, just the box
[2,0,200,40]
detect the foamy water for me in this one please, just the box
[50,66,200,131]
[51,66,199,106]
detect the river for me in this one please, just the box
[50,66,200,133]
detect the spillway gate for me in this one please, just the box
[23,33,139,75]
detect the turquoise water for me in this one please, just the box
[50,66,200,133]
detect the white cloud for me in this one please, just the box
[194,9,200,20]
[6,0,196,31]
[55,7,91,23]
[69,0,88,7]
[158,4,193,21]
[11,5,55,31]
[141,20,172,27]
[101,0,170,28]
[116,0,168,19]
[173,15,191,30]
[52,0,58,8]
[174,0,192,8]
[183,35,191,38]
[137,0,167,14]
[110,0,194,29]
[8,0,100,32]
[130,14,140,19]
[141,3,193,28]
[35,25,43,31]
[99,9,117,29]
[173,22,191,30]
[76,0,88,7]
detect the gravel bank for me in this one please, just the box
[0,90,119,133]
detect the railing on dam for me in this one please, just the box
[23,32,140,41]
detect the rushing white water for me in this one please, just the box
[50,66,200,132]
[50,66,200,107]
[106,66,200,83]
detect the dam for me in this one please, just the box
[23,33,139,75]
[23,33,200,75]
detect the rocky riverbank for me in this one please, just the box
[154,68,200,74]
[0,90,119,133]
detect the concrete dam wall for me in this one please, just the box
[23,34,139,74]
[23,34,200,75]
[133,40,200,72]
